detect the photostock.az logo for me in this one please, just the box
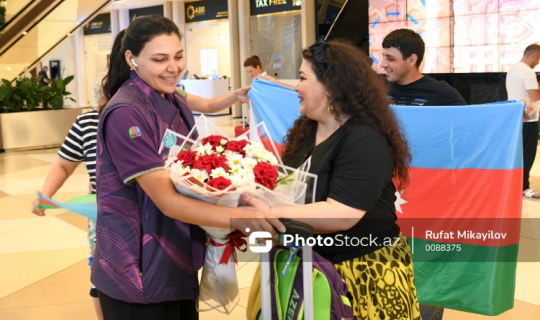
[247,228,272,253]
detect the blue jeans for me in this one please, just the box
[420,303,444,320]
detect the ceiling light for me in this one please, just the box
[22,31,27,35]
[7,67,11,71]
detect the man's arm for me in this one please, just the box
[526,89,540,102]
[184,86,250,114]
[521,98,536,122]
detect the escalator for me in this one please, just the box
[0,0,113,81]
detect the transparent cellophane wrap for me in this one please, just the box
[158,115,317,315]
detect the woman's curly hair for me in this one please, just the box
[282,40,411,190]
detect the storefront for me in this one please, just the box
[248,0,303,81]
[180,0,231,115]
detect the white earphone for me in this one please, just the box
[131,58,138,67]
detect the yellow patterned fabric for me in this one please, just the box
[334,233,421,320]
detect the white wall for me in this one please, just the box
[41,38,79,108]
[84,33,114,107]
[184,20,231,79]
[41,32,113,109]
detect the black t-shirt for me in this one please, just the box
[284,119,400,263]
[38,70,49,86]
[388,75,467,106]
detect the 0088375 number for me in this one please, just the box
[425,244,461,251]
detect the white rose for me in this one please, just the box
[216,146,225,153]
[220,139,228,146]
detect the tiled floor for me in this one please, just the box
[0,114,539,319]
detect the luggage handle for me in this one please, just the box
[278,218,313,239]
[261,219,314,320]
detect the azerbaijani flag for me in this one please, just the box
[249,79,523,315]
[248,79,301,155]
[393,101,523,315]
[38,193,97,221]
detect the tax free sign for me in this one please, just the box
[250,0,302,16]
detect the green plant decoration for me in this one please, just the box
[0,74,76,112]
[45,75,76,108]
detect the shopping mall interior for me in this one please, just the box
[0,0,539,319]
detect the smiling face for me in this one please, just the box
[125,33,185,97]
[294,60,329,120]
[380,47,414,84]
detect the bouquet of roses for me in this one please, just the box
[159,115,316,314]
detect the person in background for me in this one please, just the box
[380,28,536,320]
[380,28,464,320]
[506,44,540,199]
[244,55,265,80]
[31,109,103,320]
[94,16,283,320]
[244,39,420,320]
[381,29,466,107]
[244,53,296,90]
[258,72,295,89]
[38,66,51,108]
[38,66,50,86]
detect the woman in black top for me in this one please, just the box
[243,40,420,320]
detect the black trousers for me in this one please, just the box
[97,290,198,320]
[522,122,539,191]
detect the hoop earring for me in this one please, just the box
[328,105,334,113]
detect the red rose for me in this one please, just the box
[211,155,228,172]
[193,154,228,174]
[226,140,250,156]
[202,135,228,150]
[253,162,278,190]
[206,176,232,191]
[176,150,197,166]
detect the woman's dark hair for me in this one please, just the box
[99,16,181,114]
[282,40,411,190]
[243,55,262,69]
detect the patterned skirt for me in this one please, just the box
[334,232,421,320]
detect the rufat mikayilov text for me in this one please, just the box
[426,230,507,241]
